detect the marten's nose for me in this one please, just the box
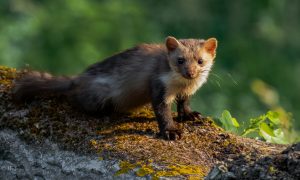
[186,71,196,79]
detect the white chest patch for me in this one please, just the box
[159,71,209,104]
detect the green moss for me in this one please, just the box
[0,66,285,178]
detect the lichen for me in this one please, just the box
[268,165,277,174]
[136,163,155,177]
[114,160,205,179]
[115,161,139,176]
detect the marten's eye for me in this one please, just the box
[198,58,203,65]
[177,57,185,65]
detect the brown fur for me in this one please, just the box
[12,71,73,101]
[12,36,218,140]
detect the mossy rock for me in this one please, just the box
[0,66,293,179]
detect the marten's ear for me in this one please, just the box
[166,36,180,51]
[204,38,218,58]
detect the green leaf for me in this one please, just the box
[241,127,258,136]
[266,111,280,125]
[273,128,283,137]
[260,128,289,144]
[259,125,273,142]
[259,122,275,137]
[272,137,289,144]
[219,110,231,130]
[231,117,240,127]
[222,110,232,119]
[219,110,239,132]
[250,114,267,126]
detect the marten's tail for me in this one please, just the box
[12,71,74,102]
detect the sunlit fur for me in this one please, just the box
[162,38,217,104]
[12,37,217,114]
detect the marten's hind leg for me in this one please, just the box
[68,81,115,115]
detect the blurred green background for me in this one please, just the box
[1,0,299,130]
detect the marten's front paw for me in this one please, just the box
[178,111,203,122]
[159,127,182,141]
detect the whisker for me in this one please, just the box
[227,73,238,86]
[210,73,222,80]
[201,70,210,73]
[215,80,221,88]
[208,79,222,89]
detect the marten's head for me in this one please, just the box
[166,36,217,80]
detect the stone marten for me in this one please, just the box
[12,36,218,140]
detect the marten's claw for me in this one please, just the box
[178,111,203,122]
[159,129,182,140]
[188,111,203,120]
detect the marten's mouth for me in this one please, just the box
[182,70,200,79]
[182,73,197,80]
